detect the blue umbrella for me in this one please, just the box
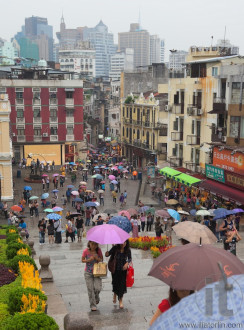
[96,174,103,180]
[95,168,100,171]
[140,206,149,212]
[67,185,74,189]
[74,197,83,202]
[150,274,244,330]
[213,209,232,220]
[167,209,180,221]
[46,213,62,220]
[41,193,49,199]
[105,167,109,169]
[52,189,59,193]
[85,202,97,207]
[190,209,196,216]
[118,166,124,169]
[24,186,32,191]
[69,162,75,165]
[108,216,132,233]
[94,166,99,169]
[231,208,244,214]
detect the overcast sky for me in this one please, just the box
[1,0,244,59]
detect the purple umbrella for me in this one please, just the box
[111,180,118,184]
[52,173,59,177]
[52,206,63,212]
[231,208,244,214]
[86,224,130,245]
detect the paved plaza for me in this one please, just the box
[3,166,244,329]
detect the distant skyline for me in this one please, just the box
[1,0,244,60]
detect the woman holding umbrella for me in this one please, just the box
[105,240,132,309]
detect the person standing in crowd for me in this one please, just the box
[219,214,236,239]
[3,201,8,219]
[235,213,241,231]
[112,190,117,204]
[60,175,65,188]
[99,193,104,206]
[85,207,92,226]
[105,240,132,309]
[65,219,75,243]
[119,193,124,208]
[155,217,163,237]
[82,241,103,311]
[42,177,46,191]
[123,190,127,205]
[165,217,174,245]
[76,215,84,242]
[149,288,193,326]
[33,200,39,217]
[131,215,139,238]
[19,218,29,239]
[47,219,54,244]
[52,160,55,171]
[38,218,46,245]
[141,213,146,232]
[223,229,242,255]
[54,218,62,243]
[66,189,71,203]
[147,212,153,232]
[46,176,50,190]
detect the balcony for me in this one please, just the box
[50,135,58,142]
[154,122,168,133]
[50,98,57,105]
[211,127,227,143]
[185,162,196,172]
[17,135,25,142]
[34,136,42,142]
[33,117,41,124]
[171,131,183,141]
[33,98,41,105]
[169,157,183,167]
[16,117,25,125]
[66,135,74,141]
[187,106,203,116]
[133,120,142,126]
[213,97,226,113]
[186,135,200,145]
[66,117,74,124]
[16,98,23,105]
[172,104,184,115]
[50,117,58,123]
[65,98,74,108]
[123,118,132,125]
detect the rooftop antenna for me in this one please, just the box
[211,36,213,47]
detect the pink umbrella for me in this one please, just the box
[52,173,59,177]
[118,210,131,219]
[71,191,79,196]
[127,208,138,216]
[86,224,130,244]
[123,170,129,173]
[156,210,170,218]
[109,175,115,180]
[42,174,48,177]
[111,166,118,170]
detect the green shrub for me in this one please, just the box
[0,303,10,323]
[0,275,22,304]
[8,255,37,273]
[3,313,59,330]
[6,242,31,260]
[6,226,18,234]
[0,240,7,266]
[6,233,21,244]
[8,287,47,314]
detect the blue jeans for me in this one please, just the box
[39,231,45,243]
[85,218,90,226]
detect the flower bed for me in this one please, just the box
[129,236,174,257]
[0,226,58,329]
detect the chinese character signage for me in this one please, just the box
[205,164,225,183]
[225,172,244,191]
[147,166,155,178]
[212,147,244,176]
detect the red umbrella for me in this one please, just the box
[127,208,138,216]
[156,210,170,218]
[11,205,22,212]
[148,243,244,291]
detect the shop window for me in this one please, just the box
[229,116,240,138]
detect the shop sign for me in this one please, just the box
[147,166,155,178]
[225,171,244,191]
[99,134,104,139]
[104,137,111,141]
[213,147,244,176]
[205,164,225,183]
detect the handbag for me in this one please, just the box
[108,251,117,274]
[93,262,107,278]
[126,263,134,288]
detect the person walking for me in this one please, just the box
[47,219,54,244]
[82,241,103,311]
[131,216,139,238]
[146,212,153,232]
[141,213,146,232]
[52,160,55,171]
[85,207,92,226]
[165,217,174,245]
[3,201,8,219]
[105,240,132,309]
[38,218,46,245]
[119,193,124,208]
[46,176,50,190]
[65,219,75,243]
[42,177,46,191]
[99,193,104,206]
[76,215,84,242]
[66,189,71,203]
[33,200,39,217]
[112,190,117,204]
[54,218,62,244]
[155,217,163,237]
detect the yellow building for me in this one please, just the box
[0,94,13,200]
[121,92,168,168]
[160,48,244,173]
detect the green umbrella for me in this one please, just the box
[92,175,97,178]
[29,196,39,200]
[44,208,53,213]
[146,207,155,215]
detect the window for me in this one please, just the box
[66,91,73,99]
[192,120,195,134]
[126,127,128,137]
[112,114,116,119]
[50,108,57,118]
[66,109,74,117]
[0,87,6,93]
[16,107,24,118]
[231,82,244,104]
[50,126,58,135]
[17,128,25,135]
[126,107,128,117]
[33,107,41,118]
[66,125,74,135]
[34,127,41,136]
[123,127,124,136]
[212,67,218,76]
[16,91,23,99]
[123,107,125,117]
[229,116,240,138]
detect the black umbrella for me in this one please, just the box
[67,212,81,219]
[104,209,117,215]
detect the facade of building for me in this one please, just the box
[56,15,84,49]
[121,92,168,168]
[169,50,188,71]
[0,41,19,65]
[164,48,244,173]
[0,94,13,200]
[150,35,161,64]
[0,67,84,165]
[118,23,150,68]
[83,21,116,78]
[160,40,165,63]
[109,49,134,81]
[59,42,96,79]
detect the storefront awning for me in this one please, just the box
[174,173,201,186]
[159,167,182,178]
[198,179,244,205]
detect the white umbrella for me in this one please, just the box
[178,210,190,215]
[196,210,211,216]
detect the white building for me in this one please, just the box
[108,105,120,140]
[109,48,134,81]
[169,50,188,70]
[150,35,161,64]
[160,39,165,63]
[59,42,96,79]
[0,41,19,65]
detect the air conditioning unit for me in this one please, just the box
[12,133,16,137]
[196,165,201,172]
[222,136,227,142]
[165,105,169,111]
[197,109,203,115]
[43,133,48,137]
